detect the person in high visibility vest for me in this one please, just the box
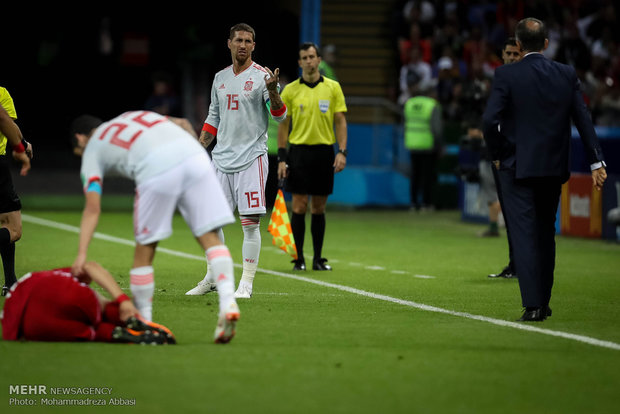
[403,81,443,211]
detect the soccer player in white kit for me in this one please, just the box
[185,23,287,299]
[70,110,240,344]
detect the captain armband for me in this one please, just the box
[270,104,287,118]
[86,180,102,195]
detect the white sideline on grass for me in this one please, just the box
[22,214,620,351]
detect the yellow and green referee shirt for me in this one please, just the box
[280,76,347,145]
[0,87,17,156]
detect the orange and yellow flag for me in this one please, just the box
[268,189,298,260]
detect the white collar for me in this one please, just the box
[523,52,544,58]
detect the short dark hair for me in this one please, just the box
[299,42,321,57]
[515,18,547,52]
[70,114,102,147]
[229,23,255,41]
[503,36,517,50]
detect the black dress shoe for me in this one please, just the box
[312,258,332,271]
[518,307,547,322]
[291,258,306,271]
[488,266,517,279]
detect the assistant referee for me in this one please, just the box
[0,86,32,296]
[277,42,348,271]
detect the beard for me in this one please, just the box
[234,50,251,66]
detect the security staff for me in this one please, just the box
[403,82,443,210]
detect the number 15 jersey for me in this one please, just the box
[203,63,286,174]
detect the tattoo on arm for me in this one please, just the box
[199,131,215,148]
[268,88,284,110]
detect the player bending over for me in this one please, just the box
[70,111,239,344]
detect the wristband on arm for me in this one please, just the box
[13,138,29,153]
[277,148,287,163]
[114,293,131,304]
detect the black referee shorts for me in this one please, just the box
[285,144,335,196]
[0,155,22,214]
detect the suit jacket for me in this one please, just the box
[482,53,604,182]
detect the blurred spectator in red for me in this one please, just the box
[480,42,503,79]
[399,22,433,65]
[462,25,485,69]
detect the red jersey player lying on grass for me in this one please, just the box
[1,261,175,344]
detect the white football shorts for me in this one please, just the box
[216,154,268,216]
[133,152,235,245]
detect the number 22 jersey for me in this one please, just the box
[80,110,204,192]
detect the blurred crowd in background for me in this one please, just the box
[390,0,620,129]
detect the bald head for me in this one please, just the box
[515,17,548,53]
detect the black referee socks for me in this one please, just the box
[291,213,306,261]
[311,213,326,260]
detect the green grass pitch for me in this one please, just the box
[1,203,619,413]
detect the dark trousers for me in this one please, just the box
[410,151,437,208]
[492,164,515,272]
[497,168,562,308]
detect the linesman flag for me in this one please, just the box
[268,189,298,260]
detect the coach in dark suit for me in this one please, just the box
[482,18,607,322]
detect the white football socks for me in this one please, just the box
[203,228,226,283]
[130,266,154,321]
[206,245,236,314]
[240,217,260,287]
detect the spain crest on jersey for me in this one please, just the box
[244,80,254,91]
